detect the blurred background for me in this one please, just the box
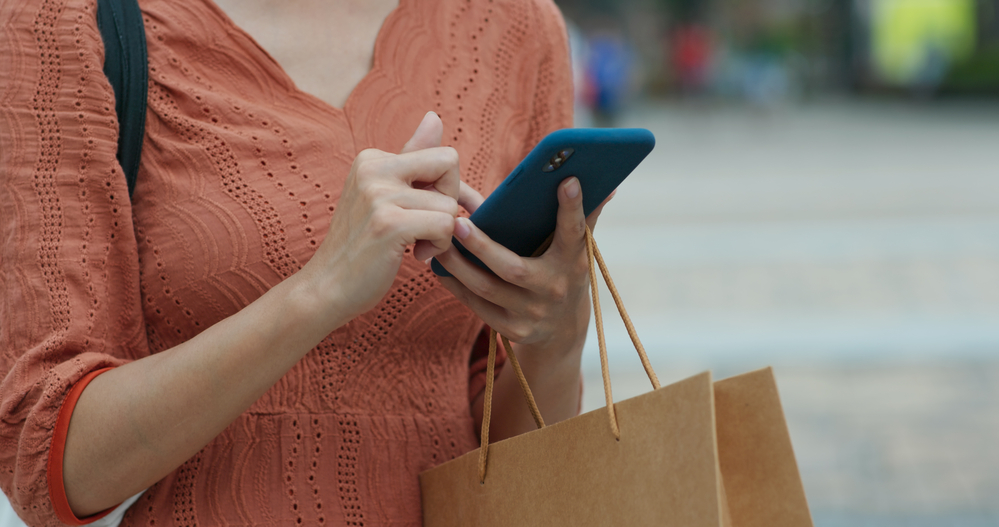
[562,0,999,114]
[2,2,994,526]
[563,0,999,526]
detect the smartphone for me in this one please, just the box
[431,127,655,278]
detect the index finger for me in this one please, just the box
[438,217,535,288]
[458,181,485,215]
[394,147,461,201]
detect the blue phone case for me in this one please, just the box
[431,127,655,277]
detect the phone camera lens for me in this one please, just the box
[542,148,574,172]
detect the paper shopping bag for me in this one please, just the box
[420,229,812,526]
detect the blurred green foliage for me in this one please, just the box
[742,24,805,57]
[657,0,701,22]
[944,46,999,94]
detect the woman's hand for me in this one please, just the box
[62,112,463,516]
[302,112,461,321]
[434,177,612,354]
[436,177,613,439]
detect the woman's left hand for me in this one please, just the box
[434,177,611,355]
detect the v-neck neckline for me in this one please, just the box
[208,0,405,117]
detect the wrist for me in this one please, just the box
[281,263,356,341]
[512,324,585,376]
[524,298,591,362]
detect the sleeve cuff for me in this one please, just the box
[47,367,118,525]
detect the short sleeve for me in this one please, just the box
[0,1,150,525]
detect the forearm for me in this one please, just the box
[57,115,459,518]
[473,330,585,442]
[63,268,346,517]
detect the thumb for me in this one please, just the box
[550,177,586,258]
[401,111,443,154]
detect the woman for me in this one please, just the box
[0,0,600,524]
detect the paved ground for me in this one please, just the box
[579,100,999,525]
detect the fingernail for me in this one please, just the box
[454,217,471,239]
[423,258,433,266]
[423,111,440,127]
[564,178,580,199]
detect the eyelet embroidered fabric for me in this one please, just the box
[0,0,573,525]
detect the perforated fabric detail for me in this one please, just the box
[336,417,363,526]
[32,0,72,339]
[1,0,150,524]
[0,0,573,525]
[171,454,202,527]
[146,83,302,281]
[452,1,531,192]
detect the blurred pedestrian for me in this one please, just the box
[670,23,713,95]
[584,31,635,126]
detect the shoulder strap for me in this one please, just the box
[96,0,148,198]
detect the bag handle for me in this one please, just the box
[477,226,661,483]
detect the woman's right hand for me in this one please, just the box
[61,112,461,517]
[302,112,461,321]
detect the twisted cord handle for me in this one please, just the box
[477,332,545,482]
[477,226,659,483]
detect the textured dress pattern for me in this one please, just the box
[0,0,573,525]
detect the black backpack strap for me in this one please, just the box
[96,0,148,198]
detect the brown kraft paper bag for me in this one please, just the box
[420,229,813,527]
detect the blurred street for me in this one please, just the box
[579,100,999,525]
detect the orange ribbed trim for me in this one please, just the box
[47,367,117,525]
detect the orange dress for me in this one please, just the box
[0,0,573,524]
